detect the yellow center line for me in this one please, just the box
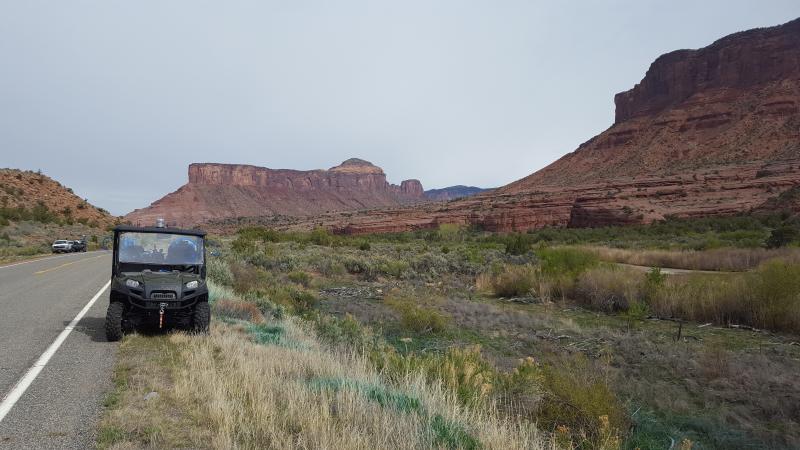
[34,254,107,275]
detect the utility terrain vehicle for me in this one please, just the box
[105,222,210,341]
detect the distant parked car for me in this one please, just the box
[52,240,72,253]
[70,239,88,252]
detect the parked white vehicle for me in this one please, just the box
[52,240,73,253]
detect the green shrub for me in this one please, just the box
[231,236,257,255]
[31,202,56,223]
[287,270,312,287]
[289,288,318,314]
[537,247,598,277]
[766,224,798,248]
[229,262,270,294]
[749,261,800,332]
[504,233,532,255]
[313,257,346,277]
[207,257,234,286]
[374,345,495,407]
[386,299,449,334]
[237,226,283,242]
[487,265,536,297]
[376,258,410,279]
[436,223,463,242]
[343,257,376,280]
[535,354,626,448]
[309,227,333,246]
[643,267,666,302]
[314,314,371,349]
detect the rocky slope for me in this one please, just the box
[125,159,425,227]
[244,18,800,234]
[424,186,492,201]
[0,169,116,228]
[505,18,800,190]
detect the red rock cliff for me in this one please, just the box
[125,159,425,227]
[615,18,800,123]
[503,17,800,191]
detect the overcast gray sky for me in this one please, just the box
[2,1,799,215]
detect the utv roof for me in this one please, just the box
[113,224,207,237]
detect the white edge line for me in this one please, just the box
[0,280,111,423]
[0,251,108,270]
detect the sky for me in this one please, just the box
[1,1,799,216]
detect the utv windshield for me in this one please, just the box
[118,232,204,265]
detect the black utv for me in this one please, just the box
[105,224,210,341]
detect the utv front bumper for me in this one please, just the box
[110,281,208,311]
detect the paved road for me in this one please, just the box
[0,252,115,449]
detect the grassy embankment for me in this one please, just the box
[99,217,800,449]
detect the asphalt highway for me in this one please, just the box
[0,251,115,449]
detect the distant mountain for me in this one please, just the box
[124,159,425,227]
[424,186,492,201]
[0,168,116,228]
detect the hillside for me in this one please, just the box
[265,17,800,234]
[503,17,800,191]
[125,159,425,227]
[0,168,117,260]
[0,169,116,229]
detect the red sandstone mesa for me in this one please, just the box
[124,159,424,227]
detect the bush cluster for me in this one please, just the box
[385,297,449,334]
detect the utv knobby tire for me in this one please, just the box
[192,302,210,334]
[105,302,125,342]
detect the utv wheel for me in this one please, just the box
[192,302,210,334]
[105,302,126,342]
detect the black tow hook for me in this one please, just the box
[159,303,168,329]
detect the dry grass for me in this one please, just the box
[585,246,800,271]
[100,315,549,449]
[182,321,546,449]
[477,265,562,300]
[567,261,800,333]
[647,261,800,332]
[214,299,266,323]
[574,267,641,312]
[97,334,214,449]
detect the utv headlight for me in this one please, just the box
[185,280,199,289]
[125,279,140,288]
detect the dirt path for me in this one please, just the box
[615,262,733,275]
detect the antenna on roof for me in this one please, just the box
[156,218,166,228]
